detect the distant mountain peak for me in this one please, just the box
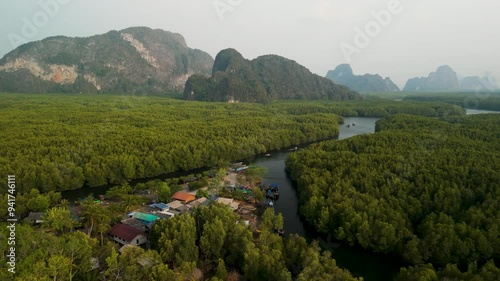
[333,64,354,77]
[436,65,454,73]
[404,65,460,92]
[184,51,360,103]
[212,48,247,74]
[326,64,399,92]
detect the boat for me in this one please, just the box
[269,201,274,207]
[266,189,274,200]
[265,153,271,157]
[289,146,298,151]
[273,191,280,199]
[268,183,279,199]
[235,166,249,172]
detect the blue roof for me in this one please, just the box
[155,203,169,210]
[150,203,169,210]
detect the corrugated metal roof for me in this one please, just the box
[188,197,208,208]
[167,200,183,210]
[132,212,159,223]
[150,203,169,210]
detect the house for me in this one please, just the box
[171,191,196,203]
[109,224,147,246]
[121,218,146,232]
[176,204,193,214]
[149,203,169,211]
[25,212,45,224]
[215,197,240,211]
[157,209,177,219]
[164,200,193,214]
[188,197,208,208]
[128,212,159,229]
[166,200,183,210]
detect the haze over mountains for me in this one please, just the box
[404,65,499,92]
[326,64,499,93]
[325,64,400,93]
[0,27,497,97]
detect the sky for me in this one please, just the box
[0,0,499,88]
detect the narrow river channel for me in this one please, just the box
[250,116,406,281]
[62,109,498,281]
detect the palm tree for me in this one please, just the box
[58,199,70,209]
[96,221,111,246]
[79,195,101,237]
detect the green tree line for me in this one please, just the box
[403,93,500,111]
[0,94,463,194]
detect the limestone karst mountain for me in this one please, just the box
[0,27,214,94]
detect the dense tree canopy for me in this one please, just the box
[0,94,463,194]
[149,204,362,281]
[403,93,500,111]
[286,114,500,278]
[0,202,363,281]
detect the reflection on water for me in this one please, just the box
[338,117,381,140]
[466,109,500,115]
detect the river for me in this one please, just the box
[251,109,498,280]
[62,110,496,280]
[62,115,402,280]
[252,116,382,237]
[465,109,500,115]
[251,116,407,281]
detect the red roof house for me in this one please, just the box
[109,224,147,246]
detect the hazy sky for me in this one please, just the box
[1,0,498,88]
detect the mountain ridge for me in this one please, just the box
[325,64,400,93]
[403,65,459,92]
[184,48,361,103]
[402,65,499,92]
[0,26,214,94]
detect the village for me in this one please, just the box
[25,163,281,254]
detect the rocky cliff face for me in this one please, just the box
[326,64,399,92]
[0,27,213,94]
[403,65,460,92]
